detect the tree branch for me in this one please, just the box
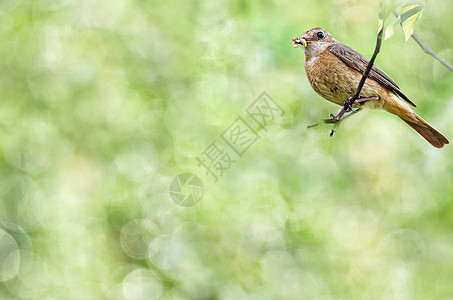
[410,33,453,72]
[392,10,453,72]
[351,27,384,102]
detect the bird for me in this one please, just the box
[293,27,449,148]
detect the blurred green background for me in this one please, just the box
[0,0,452,299]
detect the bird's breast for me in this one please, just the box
[304,48,359,105]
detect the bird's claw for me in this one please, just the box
[308,95,377,135]
[323,118,338,124]
[343,97,356,112]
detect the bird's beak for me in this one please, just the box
[292,36,308,48]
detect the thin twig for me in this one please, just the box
[351,27,384,103]
[325,28,383,137]
[410,33,453,72]
[392,10,453,72]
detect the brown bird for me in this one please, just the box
[293,27,449,148]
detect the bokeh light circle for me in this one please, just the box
[122,268,162,300]
[120,219,159,260]
[0,228,20,281]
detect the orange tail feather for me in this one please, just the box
[399,116,449,148]
[383,94,449,148]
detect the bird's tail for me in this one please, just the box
[383,94,449,148]
[399,115,449,148]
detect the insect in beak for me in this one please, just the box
[292,37,308,48]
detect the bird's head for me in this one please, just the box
[293,27,336,57]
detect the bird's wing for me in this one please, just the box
[329,43,416,107]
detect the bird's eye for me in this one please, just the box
[317,31,324,39]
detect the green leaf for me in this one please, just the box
[384,15,401,40]
[400,3,425,41]
[378,0,390,31]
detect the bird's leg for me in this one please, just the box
[327,97,358,122]
[343,97,355,112]
[355,96,380,104]
[329,108,363,136]
[329,107,348,121]
[309,96,379,129]
[328,96,379,123]
[326,107,362,124]
[344,95,379,110]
